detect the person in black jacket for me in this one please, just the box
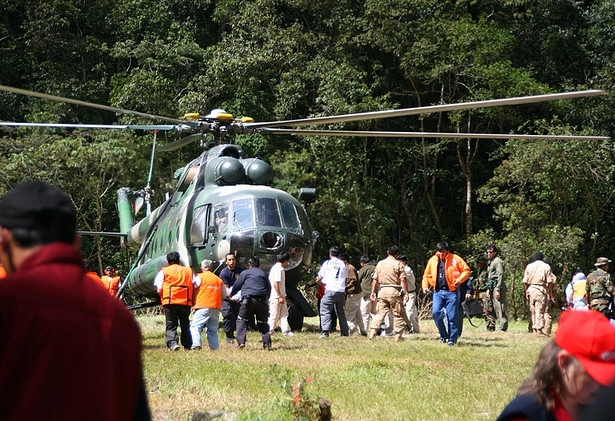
[231,256,272,350]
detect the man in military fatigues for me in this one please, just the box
[358,256,376,336]
[586,257,615,318]
[474,255,495,330]
[486,244,507,331]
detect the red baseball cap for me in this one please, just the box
[554,310,615,386]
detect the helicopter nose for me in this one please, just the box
[260,231,283,250]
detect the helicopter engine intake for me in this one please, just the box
[203,156,273,187]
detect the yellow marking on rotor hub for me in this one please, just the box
[216,113,234,121]
[184,113,200,121]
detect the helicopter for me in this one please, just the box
[0,85,609,329]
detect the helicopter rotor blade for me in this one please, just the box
[157,133,209,152]
[0,122,178,130]
[0,85,196,127]
[261,128,610,141]
[246,90,607,129]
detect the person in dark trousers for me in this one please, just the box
[231,256,272,350]
[220,252,243,343]
[0,181,151,420]
[457,277,473,337]
[154,251,196,351]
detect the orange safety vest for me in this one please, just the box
[159,264,194,306]
[0,264,6,279]
[102,275,121,297]
[86,271,106,289]
[193,271,224,310]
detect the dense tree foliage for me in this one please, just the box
[1,0,615,313]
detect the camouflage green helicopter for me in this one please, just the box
[0,85,608,329]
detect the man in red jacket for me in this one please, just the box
[0,181,150,421]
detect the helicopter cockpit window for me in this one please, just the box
[231,198,255,231]
[213,204,229,236]
[279,200,302,234]
[190,205,210,244]
[256,198,281,227]
[296,204,311,235]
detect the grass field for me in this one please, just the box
[139,315,551,421]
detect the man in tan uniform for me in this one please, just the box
[522,252,555,336]
[368,245,408,342]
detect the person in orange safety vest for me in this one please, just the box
[101,265,121,297]
[189,259,226,351]
[154,251,197,351]
[83,258,105,289]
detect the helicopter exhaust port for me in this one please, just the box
[260,231,283,250]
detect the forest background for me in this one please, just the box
[2,0,615,317]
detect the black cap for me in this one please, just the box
[0,181,76,235]
[105,265,115,271]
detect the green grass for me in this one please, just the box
[140,316,549,421]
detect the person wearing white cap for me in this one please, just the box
[565,271,588,310]
[585,257,614,318]
[497,310,615,421]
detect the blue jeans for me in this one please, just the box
[190,308,220,350]
[432,290,460,344]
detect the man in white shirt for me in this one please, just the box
[398,255,420,333]
[267,252,293,336]
[317,246,349,338]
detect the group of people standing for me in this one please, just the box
[316,245,419,341]
[155,239,615,354]
[316,241,509,346]
[521,252,615,338]
[155,250,294,351]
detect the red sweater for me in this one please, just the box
[0,242,149,420]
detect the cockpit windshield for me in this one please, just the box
[228,197,305,234]
[231,198,255,231]
[256,198,281,227]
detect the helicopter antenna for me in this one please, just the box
[144,130,157,215]
[133,130,157,216]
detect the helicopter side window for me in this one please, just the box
[256,198,281,227]
[190,205,211,245]
[213,204,229,236]
[231,198,255,231]
[295,204,311,235]
[279,200,302,233]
